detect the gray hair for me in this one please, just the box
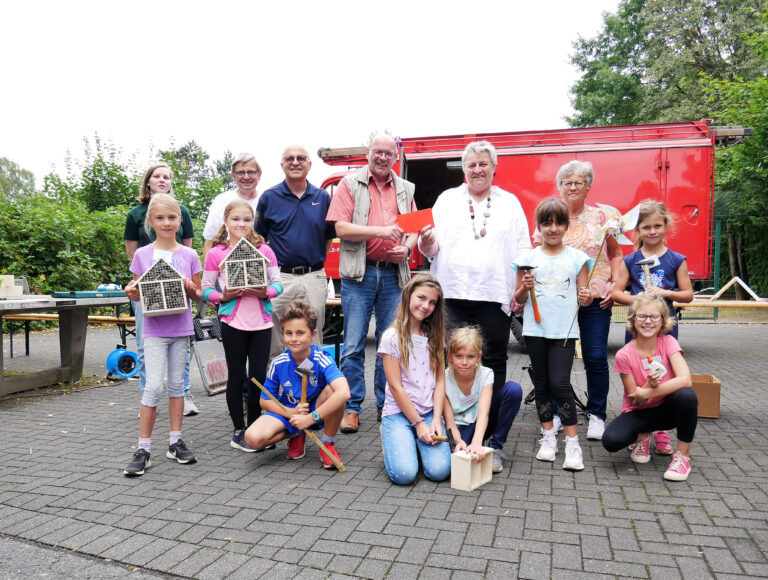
[367,131,397,150]
[461,140,497,168]
[231,152,261,173]
[556,160,593,189]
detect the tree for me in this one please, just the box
[41,135,138,211]
[568,0,766,126]
[159,141,232,219]
[0,157,35,197]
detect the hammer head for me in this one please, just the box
[517,265,535,272]
[636,255,660,268]
[296,359,315,378]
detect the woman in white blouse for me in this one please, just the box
[419,140,531,393]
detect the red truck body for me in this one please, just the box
[320,120,716,282]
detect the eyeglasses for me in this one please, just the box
[560,180,587,189]
[632,313,662,322]
[234,170,260,177]
[282,155,308,164]
[371,149,396,160]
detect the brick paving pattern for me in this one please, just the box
[1,322,766,578]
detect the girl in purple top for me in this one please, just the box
[124,194,202,477]
[202,200,283,452]
[378,273,451,485]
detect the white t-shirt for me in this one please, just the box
[202,190,260,240]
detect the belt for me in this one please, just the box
[366,259,397,269]
[279,263,324,275]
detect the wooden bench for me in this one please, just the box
[3,313,136,358]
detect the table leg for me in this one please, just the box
[59,307,89,384]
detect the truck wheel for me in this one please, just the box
[510,315,526,350]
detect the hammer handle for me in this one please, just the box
[301,375,307,405]
[251,378,345,472]
[529,291,542,324]
[643,264,652,288]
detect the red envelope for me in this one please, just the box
[397,208,434,233]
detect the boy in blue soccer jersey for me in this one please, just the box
[244,300,350,469]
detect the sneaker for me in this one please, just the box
[653,431,673,455]
[286,432,306,460]
[230,430,256,453]
[183,394,199,416]
[664,453,691,481]
[536,435,557,462]
[491,451,503,473]
[542,415,563,435]
[630,438,651,464]
[586,415,605,441]
[124,449,151,477]
[319,441,343,470]
[563,444,584,471]
[166,439,197,464]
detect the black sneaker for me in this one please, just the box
[124,449,151,477]
[166,439,197,464]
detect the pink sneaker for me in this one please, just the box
[653,431,673,455]
[630,438,651,464]
[286,432,306,460]
[664,452,691,481]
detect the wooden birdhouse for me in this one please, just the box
[137,259,188,317]
[222,238,269,289]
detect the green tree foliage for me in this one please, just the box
[159,141,234,220]
[0,157,35,197]
[704,16,768,295]
[568,0,766,126]
[42,135,138,211]
[0,191,129,294]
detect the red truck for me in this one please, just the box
[319,120,723,285]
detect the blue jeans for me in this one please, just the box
[380,410,451,485]
[340,266,401,415]
[457,381,522,450]
[132,300,191,396]
[577,301,612,421]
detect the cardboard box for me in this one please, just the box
[690,374,720,418]
[451,447,494,491]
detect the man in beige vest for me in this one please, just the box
[326,133,417,433]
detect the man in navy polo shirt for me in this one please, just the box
[256,145,336,358]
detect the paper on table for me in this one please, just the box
[397,208,434,233]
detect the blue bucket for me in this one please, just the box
[322,343,343,360]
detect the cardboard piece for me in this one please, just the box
[450,447,494,491]
[690,374,721,418]
[397,208,434,233]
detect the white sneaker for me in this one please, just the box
[183,394,199,416]
[541,415,563,435]
[587,415,605,441]
[491,451,503,473]
[536,435,557,462]
[563,444,584,471]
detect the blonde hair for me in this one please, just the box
[391,273,445,375]
[138,162,174,203]
[144,193,181,239]
[626,294,676,336]
[211,200,266,248]
[635,199,676,249]
[447,326,484,371]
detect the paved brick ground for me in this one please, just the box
[1,321,767,578]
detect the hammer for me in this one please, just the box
[636,255,660,289]
[517,265,541,323]
[295,359,315,405]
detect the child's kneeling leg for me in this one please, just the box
[381,414,419,485]
[245,415,287,450]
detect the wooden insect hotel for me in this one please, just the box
[222,238,269,289]
[451,447,494,491]
[137,259,189,317]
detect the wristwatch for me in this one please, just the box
[311,410,322,423]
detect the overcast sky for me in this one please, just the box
[2,0,619,191]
